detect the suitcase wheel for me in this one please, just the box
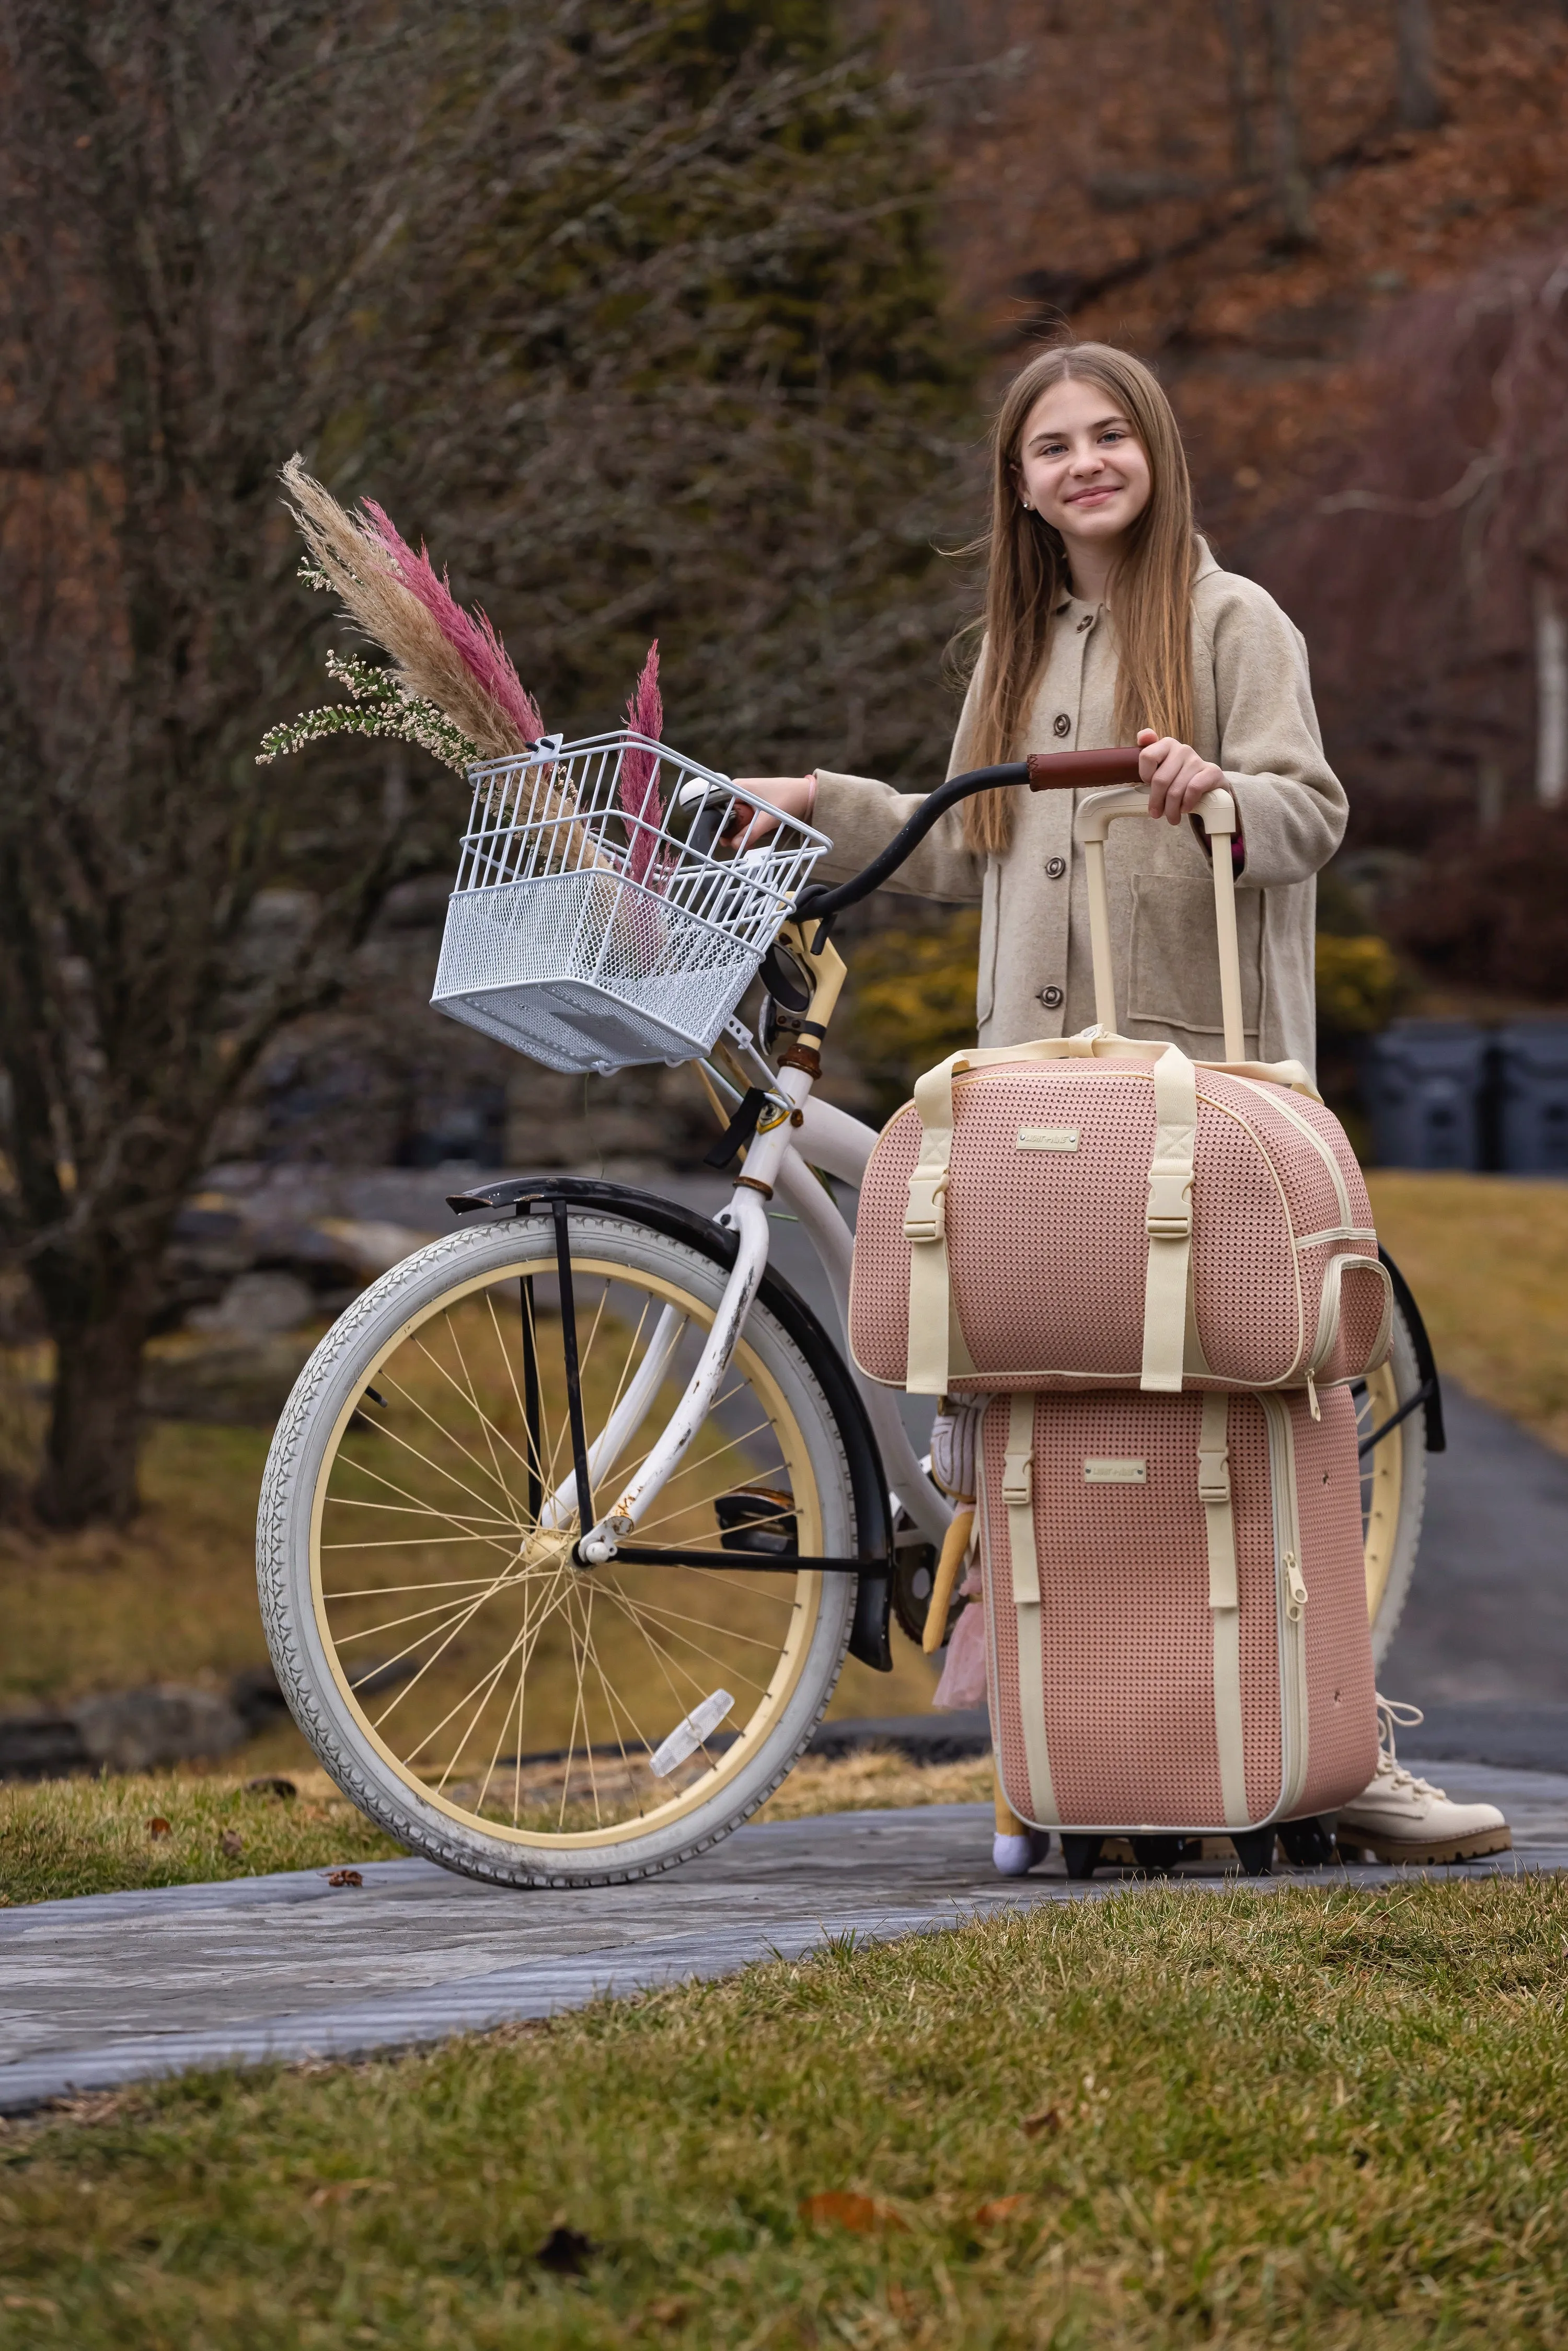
[1230,1828,1277,1877]
[1061,1834,1103,1880]
[1131,1835,1185,1874]
[1278,1815,1338,1867]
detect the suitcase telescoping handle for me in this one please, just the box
[1074,782,1244,1062]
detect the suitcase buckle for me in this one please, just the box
[1145,1162,1193,1240]
[1197,1448,1230,1505]
[904,1165,948,1245]
[1001,1448,1033,1509]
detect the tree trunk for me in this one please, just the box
[1394,0,1442,131]
[1216,0,1259,179]
[1537,577,1568,808]
[1262,0,1314,246]
[33,1288,155,1530]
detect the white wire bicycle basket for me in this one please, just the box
[431,730,831,1074]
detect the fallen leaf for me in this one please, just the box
[245,1775,297,1799]
[325,1867,363,1888]
[799,2191,907,2235]
[220,1830,244,1857]
[1021,2105,1063,2138]
[974,2194,1030,2226]
[146,1817,171,1839]
[641,2296,690,2326]
[308,2178,385,2207]
[536,2224,597,2274]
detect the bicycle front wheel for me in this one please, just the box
[257,1205,860,1886]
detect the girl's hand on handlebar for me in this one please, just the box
[724,775,816,848]
[1137,729,1225,825]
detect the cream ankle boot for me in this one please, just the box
[1335,1699,1513,1864]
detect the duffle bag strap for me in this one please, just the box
[1140,1042,1198,1394]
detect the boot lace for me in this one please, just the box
[1374,1694,1445,1800]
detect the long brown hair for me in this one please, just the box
[961,342,1198,854]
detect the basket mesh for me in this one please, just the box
[432,731,828,1073]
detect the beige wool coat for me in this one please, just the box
[812,544,1345,1076]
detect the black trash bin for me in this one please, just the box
[1363,1020,1489,1169]
[1495,1023,1568,1175]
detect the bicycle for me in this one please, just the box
[256,730,1442,1886]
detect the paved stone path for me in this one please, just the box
[4,1764,1563,2117]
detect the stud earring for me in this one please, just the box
[1021,498,1032,510]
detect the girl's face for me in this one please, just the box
[1014,376,1152,566]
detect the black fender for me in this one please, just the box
[1378,1244,1446,1454]
[449,1173,895,1668]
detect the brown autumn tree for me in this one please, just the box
[0,0,975,1528]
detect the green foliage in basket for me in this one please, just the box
[256,646,481,776]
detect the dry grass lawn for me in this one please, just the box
[1368,1173,1568,1454]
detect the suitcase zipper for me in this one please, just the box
[1261,1394,1311,1818]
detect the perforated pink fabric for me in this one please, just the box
[982,1387,1377,1832]
[848,1060,1383,1396]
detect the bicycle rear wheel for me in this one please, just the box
[1356,1295,1428,1666]
[257,1206,860,1885]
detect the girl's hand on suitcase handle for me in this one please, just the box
[1137,729,1226,825]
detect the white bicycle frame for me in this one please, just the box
[571,1013,952,1564]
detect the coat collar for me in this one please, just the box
[1054,534,1218,613]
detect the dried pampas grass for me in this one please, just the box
[280,455,543,760]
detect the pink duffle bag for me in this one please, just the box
[848,1032,1392,1399]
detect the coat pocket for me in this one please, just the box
[1129,874,1263,1041]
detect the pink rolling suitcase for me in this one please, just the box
[979,1384,1377,1871]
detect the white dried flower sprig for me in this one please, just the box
[256,651,481,774]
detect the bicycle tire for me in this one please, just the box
[256,1206,861,1886]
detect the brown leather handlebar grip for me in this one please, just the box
[1025,747,1144,790]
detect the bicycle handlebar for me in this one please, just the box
[791,746,1144,926]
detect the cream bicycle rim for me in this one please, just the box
[1354,1299,1427,1665]
[259,1214,858,1877]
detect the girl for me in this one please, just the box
[735,338,1344,1070]
[737,338,1511,1878]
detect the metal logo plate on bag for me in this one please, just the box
[1017,1127,1079,1152]
[1083,1458,1147,1483]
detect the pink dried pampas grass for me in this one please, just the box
[620,641,664,885]
[280,455,543,761]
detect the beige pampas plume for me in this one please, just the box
[280,455,543,760]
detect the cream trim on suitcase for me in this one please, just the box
[1199,1392,1249,1827]
[1000,1391,1057,1825]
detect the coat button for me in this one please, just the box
[1077,613,1093,632]
[1045,856,1066,879]
[1052,712,1071,738]
[1038,984,1064,1009]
